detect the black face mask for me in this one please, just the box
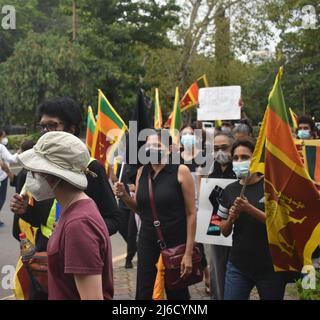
[146,148,165,164]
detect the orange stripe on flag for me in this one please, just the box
[266,107,303,166]
[99,112,122,135]
[315,147,320,182]
[189,82,199,102]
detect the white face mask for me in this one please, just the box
[25,172,60,202]
[1,137,8,146]
[214,149,231,165]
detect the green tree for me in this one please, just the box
[266,0,320,118]
[0,0,180,127]
[0,32,93,128]
[0,0,67,62]
[69,0,180,121]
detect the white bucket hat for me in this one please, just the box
[18,131,90,190]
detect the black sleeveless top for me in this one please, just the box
[136,164,187,247]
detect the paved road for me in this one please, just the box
[0,184,20,298]
[0,178,128,299]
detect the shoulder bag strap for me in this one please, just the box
[147,173,167,249]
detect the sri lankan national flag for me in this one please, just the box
[250,67,320,272]
[170,87,181,145]
[91,90,128,166]
[164,74,208,127]
[294,139,320,186]
[85,106,96,153]
[154,88,163,129]
[289,107,299,130]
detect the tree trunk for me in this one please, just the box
[72,0,77,41]
[214,7,231,85]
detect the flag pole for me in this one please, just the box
[118,162,125,183]
[240,171,250,198]
[115,162,125,205]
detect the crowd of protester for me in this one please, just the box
[0,96,319,300]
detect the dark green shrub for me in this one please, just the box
[7,134,39,151]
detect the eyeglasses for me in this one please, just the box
[37,122,64,133]
[214,144,230,152]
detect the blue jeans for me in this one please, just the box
[224,261,286,300]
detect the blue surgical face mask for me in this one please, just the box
[232,160,251,179]
[181,134,196,149]
[297,129,311,139]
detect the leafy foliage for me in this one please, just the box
[0,0,319,129]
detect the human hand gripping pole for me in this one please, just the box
[116,162,125,203]
[229,170,252,222]
[228,171,250,224]
[10,183,29,215]
[113,162,125,204]
[239,170,250,198]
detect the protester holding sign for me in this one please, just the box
[219,140,286,300]
[205,132,236,300]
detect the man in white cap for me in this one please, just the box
[18,131,113,300]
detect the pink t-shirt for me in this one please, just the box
[47,198,113,300]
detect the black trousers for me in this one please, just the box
[136,229,190,300]
[118,207,137,261]
[0,177,8,212]
[197,243,208,268]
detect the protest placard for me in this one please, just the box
[196,178,236,246]
[197,86,241,121]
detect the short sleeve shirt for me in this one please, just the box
[47,199,113,300]
[217,178,274,276]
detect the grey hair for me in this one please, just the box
[232,123,251,135]
[214,131,235,145]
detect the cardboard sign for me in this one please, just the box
[196,178,236,246]
[197,86,241,121]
